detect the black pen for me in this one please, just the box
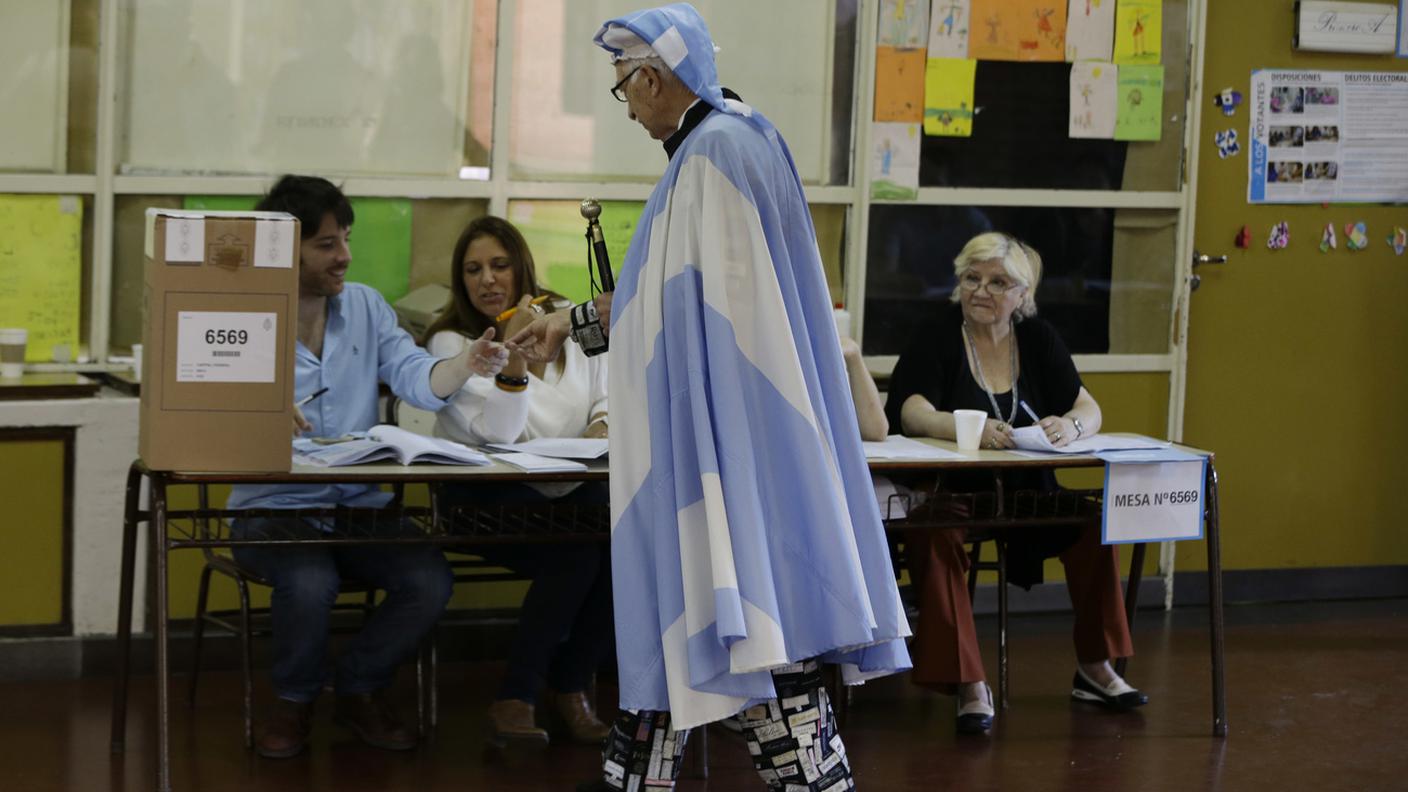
[295,387,329,408]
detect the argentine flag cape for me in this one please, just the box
[598,4,911,729]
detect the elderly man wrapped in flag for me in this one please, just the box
[508,5,911,790]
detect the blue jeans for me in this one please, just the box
[230,515,452,703]
[439,482,614,703]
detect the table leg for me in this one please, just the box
[1205,463,1228,737]
[152,477,173,792]
[1114,542,1147,678]
[110,463,144,752]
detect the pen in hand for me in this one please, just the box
[496,295,550,323]
[296,387,329,408]
[1018,400,1040,424]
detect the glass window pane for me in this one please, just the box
[110,195,487,353]
[917,0,1188,191]
[1,0,99,174]
[863,205,1175,356]
[118,0,494,178]
[509,0,856,185]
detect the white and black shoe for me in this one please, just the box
[1071,667,1149,711]
[955,681,994,734]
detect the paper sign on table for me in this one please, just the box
[878,0,930,48]
[1113,64,1163,141]
[875,46,927,122]
[923,57,978,136]
[1112,0,1160,64]
[1070,62,1118,138]
[1101,455,1207,544]
[1065,0,1116,61]
[870,122,922,199]
[928,0,971,58]
[968,0,1066,61]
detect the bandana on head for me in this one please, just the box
[593,3,729,115]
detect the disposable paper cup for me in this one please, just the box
[953,409,987,452]
[131,343,144,383]
[0,328,27,379]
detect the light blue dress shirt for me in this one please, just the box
[227,283,449,511]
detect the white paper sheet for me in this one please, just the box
[488,438,608,459]
[1065,0,1116,61]
[863,435,966,460]
[1069,61,1118,138]
[1011,428,1169,455]
[492,452,589,473]
[927,0,971,58]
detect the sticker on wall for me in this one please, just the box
[1319,223,1336,253]
[1267,221,1290,250]
[1345,221,1369,250]
[1235,224,1252,249]
[1389,227,1407,255]
[1215,128,1241,158]
[1212,87,1242,116]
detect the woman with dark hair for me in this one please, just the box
[424,216,613,746]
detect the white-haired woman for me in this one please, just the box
[884,232,1146,735]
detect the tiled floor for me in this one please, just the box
[3,598,1405,791]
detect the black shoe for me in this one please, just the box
[955,681,994,735]
[1071,667,1149,711]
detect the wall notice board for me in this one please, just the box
[0,196,83,362]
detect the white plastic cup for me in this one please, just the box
[0,328,27,379]
[131,343,144,383]
[953,409,987,452]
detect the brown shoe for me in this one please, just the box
[553,691,612,745]
[255,698,312,759]
[487,698,549,744]
[334,692,417,751]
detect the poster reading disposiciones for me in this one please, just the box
[1249,70,1408,204]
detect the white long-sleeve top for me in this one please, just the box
[427,328,608,447]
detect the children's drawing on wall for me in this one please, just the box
[928,0,971,58]
[1113,63,1162,141]
[969,0,1065,61]
[879,0,931,49]
[874,47,927,122]
[1065,0,1114,61]
[870,122,921,200]
[1069,61,1117,138]
[923,57,978,136]
[1113,0,1160,65]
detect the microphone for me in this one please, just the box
[580,199,615,293]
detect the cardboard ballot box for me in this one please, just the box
[139,209,300,472]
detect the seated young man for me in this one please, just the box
[225,175,508,758]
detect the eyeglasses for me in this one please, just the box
[610,66,642,102]
[958,272,1023,295]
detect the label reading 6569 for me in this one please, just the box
[177,311,277,383]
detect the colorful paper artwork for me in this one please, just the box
[1320,223,1337,253]
[1345,221,1369,250]
[1391,227,1408,255]
[1069,62,1118,138]
[874,46,927,122]
[968,0,1066,62]
[1213,87,1243,117]
[1065,0,1116,61]
[870,122,922,200]
[1113,64,1163,141]
[879,0,931,48]
[1215,128,1241,158]
[1113,0,1161,65]
[1267,221,1290,250]
[928,0,972,58]
[1235,225,1252,249]
[923,57,979,136]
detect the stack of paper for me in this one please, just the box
[864,435,966,460]
[488,438,608,459]
[492,452,589,473]
[1011,427,1169,455]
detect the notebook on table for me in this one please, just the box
[294,424,491,467]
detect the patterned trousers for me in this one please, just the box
[599,660,855,791]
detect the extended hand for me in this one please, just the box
[582,420,608,439]
[465,327,509,377]
[507,312,571,363]
[291,404,312,437]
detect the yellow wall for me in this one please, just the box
[0,438,66,627]
[1179,2,1408,573]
